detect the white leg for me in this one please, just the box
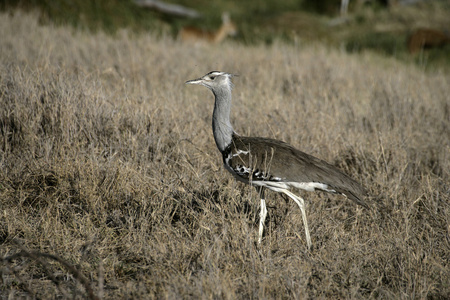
[258,198,267,244]
[282,190,311,249]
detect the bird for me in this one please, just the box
[185,71,368,249]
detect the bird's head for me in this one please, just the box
[185,71,236,92]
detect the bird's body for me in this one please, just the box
[186,71,367,248]
[223,134,367,208]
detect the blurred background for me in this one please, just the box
[1,0,449,70]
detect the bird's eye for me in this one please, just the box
[209,76,215,80]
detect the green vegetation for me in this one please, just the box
[0,0,161,33]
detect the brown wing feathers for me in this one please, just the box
[225,134,367,207]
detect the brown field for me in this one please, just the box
[1,11,449,299]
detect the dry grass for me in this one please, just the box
[1,11,449,299]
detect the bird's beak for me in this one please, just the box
[185,78,202,85]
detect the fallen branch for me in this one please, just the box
[134,0,201,18]
[3,249,100,300]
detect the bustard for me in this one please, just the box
[186,71,368,248]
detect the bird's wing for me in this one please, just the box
[223,135,368,207]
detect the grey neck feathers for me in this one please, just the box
[212,85,234,152]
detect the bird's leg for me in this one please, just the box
[257,187,267,244]
[282,190,312,249]
[258,198,267,244]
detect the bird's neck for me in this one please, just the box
[212,86,234,152]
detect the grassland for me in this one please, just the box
[1,11,449,299]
